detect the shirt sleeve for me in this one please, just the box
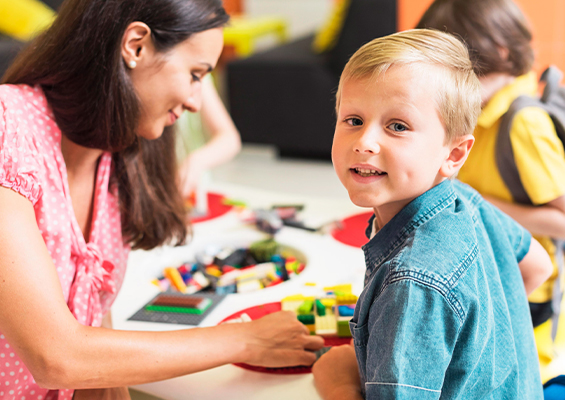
[0,98,42,204]
[511,107,565,205]
[362,279,460,400]
[484,200,532,263]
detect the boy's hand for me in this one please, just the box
[312,344,364,400]
[237,311,324,367]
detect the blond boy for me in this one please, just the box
[312,29,551,399]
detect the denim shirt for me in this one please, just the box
[351,180,542,399]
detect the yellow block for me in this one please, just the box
[324,283,353,294]
[0,0,55,41]
[223,15,287,57]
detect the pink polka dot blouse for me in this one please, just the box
[0,84,130,400]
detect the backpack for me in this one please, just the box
[496,66,565,340]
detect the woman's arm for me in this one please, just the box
[486,194,565,239]
[0,186,323,389]
[518,237,554,295]
[179,78,241,196]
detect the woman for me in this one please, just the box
[0,0,323,398]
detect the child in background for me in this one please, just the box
[312,29,552,399]
[176,75,241,198]
[417,0,565,379]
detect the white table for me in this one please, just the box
[111,182,368,400]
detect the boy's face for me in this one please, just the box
[332,64,453,224]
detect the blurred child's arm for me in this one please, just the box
[179,78,241,197]
[518,237,553,295]
[312,344,364,400]
[486,195,565,240]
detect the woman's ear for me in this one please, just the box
[439,134,475,178]
[121,22,153,69]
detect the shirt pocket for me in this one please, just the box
[350,320,369,361]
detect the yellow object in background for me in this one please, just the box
[0,0,55,41]
[223,15,287,57]
[312,0,351,54]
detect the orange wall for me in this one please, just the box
[398,0,565,74]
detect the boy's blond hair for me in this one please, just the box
[336,29,481,143]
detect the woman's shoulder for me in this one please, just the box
[0,83,41,105]
[0,84,57,145]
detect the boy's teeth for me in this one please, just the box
[354,167,383,177]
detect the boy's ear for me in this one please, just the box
[439,134,475,178]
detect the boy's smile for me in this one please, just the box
[332,64,456,228]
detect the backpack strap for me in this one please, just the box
[495,95,541,205]
[496,69,565,341]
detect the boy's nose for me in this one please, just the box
[354,129,381,154]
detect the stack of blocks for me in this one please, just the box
[145,294,212,315]
[281,284,357,337]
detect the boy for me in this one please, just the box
[312,29,552,399]
[418,0,565,378]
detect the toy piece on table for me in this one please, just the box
[222,198,247,208]
[281,285,357,338]
[249,238,279,263]
[154,239,306,295]
[129,293,226,326]
[314,346,332,361]
[164,267,187,293]
[254,209,283,235]
[145,294,212,315]
[221,312,252,324]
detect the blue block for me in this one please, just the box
[216,284,237,295]
[338,305,355,317]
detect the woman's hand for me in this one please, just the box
[236,311,324,367]
[312,344,364,400]
[73,387,131,400]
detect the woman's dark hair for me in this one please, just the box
[2,0,229,250]
[416,0,534,77]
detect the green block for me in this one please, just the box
[337,320,352,337]
[249,239,279,263]
[298,300,314,315]
[297,314,315,325]
[145,301,212,315]
[315,299,326,316]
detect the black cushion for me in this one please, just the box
[327,0,397,74]
[228,35,339,159]
[0,37,25,79]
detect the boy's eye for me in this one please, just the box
[388,122,407,132]
[191,73,202,82]
[346,117,363,126]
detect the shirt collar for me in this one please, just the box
[362,180,457,274]
[477,72,538,129]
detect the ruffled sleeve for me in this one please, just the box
[0,94,43,204]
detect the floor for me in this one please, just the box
[210,144,348,200]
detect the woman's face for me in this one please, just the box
[128,27,224,140]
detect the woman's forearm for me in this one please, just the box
[45,322,246,389]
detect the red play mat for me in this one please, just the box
[331,211,373,248]
[220,302,350,374]
[189,192,233,223]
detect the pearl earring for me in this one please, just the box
[128,60,137,69]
